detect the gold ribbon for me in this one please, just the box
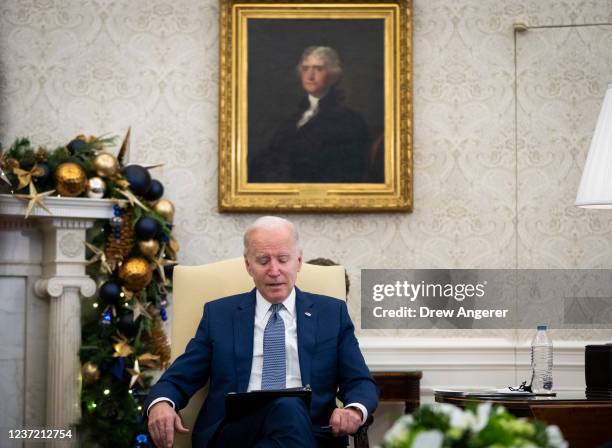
[13,164,44,190]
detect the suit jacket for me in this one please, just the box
[145,287,378,447]
[248,88,371,183]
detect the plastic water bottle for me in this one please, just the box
[530,325,553,392]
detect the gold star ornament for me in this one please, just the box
[85,242,113,274]
[13,183,55,219]
[130,297,153,321]
[153,245,178,285]
[117,127,131,165]
[117,188,149,211]
[126,359,145,389]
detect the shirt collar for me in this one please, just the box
[307,95,321,110]
[255,288,296,317]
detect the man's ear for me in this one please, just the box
[297,250,303,272]
[244,255,253,277]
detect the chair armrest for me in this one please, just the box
[353,414,373,448]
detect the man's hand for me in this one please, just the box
[329,407,363,437]
[148,401,189,448]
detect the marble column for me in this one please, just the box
[34,218,98,442]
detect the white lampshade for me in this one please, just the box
[576,84,612,208]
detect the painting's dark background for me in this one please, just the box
[247,19,385,183]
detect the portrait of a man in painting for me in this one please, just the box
[246,20,385,184]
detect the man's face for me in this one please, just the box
[300,54,334,97]
[244,226,303,303]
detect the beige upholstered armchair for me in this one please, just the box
[169,257,370,448]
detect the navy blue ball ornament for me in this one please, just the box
[109,357,125,379]
[33,162,51,187]
[143,179,164,201]
[134,216,159,240]
[99,281,121,304]
[156,226,170,244]
[121,165,151,196]
[67,136,89,155]
[116,310,141,338]
[164,263,176,280]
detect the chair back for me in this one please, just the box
[171,257,347,447]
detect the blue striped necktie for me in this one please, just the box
[261,303,286,389]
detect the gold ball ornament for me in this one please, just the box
[119,256,153,291]
[153,199,175,223]
[54,162,87,197]
[168,238,180,256]
[94,152,120,177]
[81,361,100,384]
[86,177,106,199]
[138,239,160,258]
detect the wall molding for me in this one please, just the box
[359,336,598,401]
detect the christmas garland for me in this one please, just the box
[0,132,176,447]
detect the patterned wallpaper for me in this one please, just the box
[1,0,612,341]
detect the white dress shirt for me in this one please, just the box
[148,288,368,424]
[247,289,302,390]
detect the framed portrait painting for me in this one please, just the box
[219,0,413,212]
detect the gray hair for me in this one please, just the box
[243,216,300,255]
[296,46,343,82]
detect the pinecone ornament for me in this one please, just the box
[144,316,171,369]
[105,207,135,269]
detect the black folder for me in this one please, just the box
[225,386,312,421]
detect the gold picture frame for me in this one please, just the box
[219,0,412,212]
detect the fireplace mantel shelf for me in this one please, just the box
[0,193,116,219]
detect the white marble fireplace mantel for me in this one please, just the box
[0,194,114,447]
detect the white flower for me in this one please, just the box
[383,414,413,444]
[412,430,443,448]
[449,406,476,430]
[545,425,568,448]
[473,402,492,432]
[433,402,483,432]
[433,403,458,417]
[396,414,414,426]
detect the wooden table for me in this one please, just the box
[372,371,422,414]
[435,390,612,447]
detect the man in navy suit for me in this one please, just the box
[146,216,378,447]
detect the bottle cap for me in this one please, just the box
[537,325,547,330]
